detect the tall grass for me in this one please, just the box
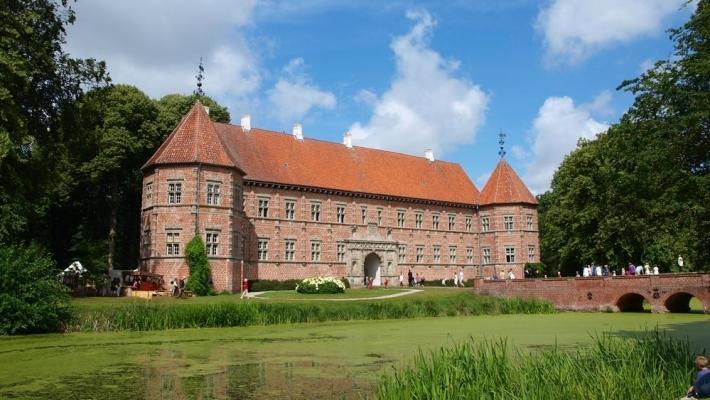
[64,294,553,332]
[377,332,701,400]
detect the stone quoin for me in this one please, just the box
[139,102,540,292]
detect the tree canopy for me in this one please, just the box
[539,1,710,274]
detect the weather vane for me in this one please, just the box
[194,57,205,96]
[498,130,506,158]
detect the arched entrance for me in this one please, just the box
[364,253,382,286]
[665,292,702,313]
[616,292,647,312]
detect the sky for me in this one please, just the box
[63,0,695,194]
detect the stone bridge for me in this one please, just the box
[472,273,710,313]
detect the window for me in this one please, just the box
[168,182,182,204]
[505,247,516,263]
[449,246,457,263]
[205,232,219,256]
[285,200,296,220]
[526,214,534,231]
[311,202,321,222]
[397,210,405,228]
[416,246,424,263]
[504,215,514,231]
[415,212,423,229]
[377,208,383,225]
[482,247,491,264]
[284,240,296,261]
[481,216,490,232]
[448,214,456,231]
[466,247,473,264]
[528,245,535,262]
[337,243,346,262]
[142,229,151,253]
[310,241,321,261]
[465,216,472,232]
[432,214,440,230]
[361,206,367,224]
[206,183,221,205]
[145,182,153,202]
[166,231,180,255]
[258,239,269,260]
[258,198,269,218]
[433,246,441,263]
[398,245,406,263]
[336,205,346,223]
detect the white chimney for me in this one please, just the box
[343,132,353,149]
[241,114,251,132]
[203,106,210,115]
[292,122,303,140]
[424,148,435,162]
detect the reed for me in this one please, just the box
[377,331,701,400]
[64,293,554,332]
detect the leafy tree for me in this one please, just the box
[539,2,710,274]
[0,244,70,334]
[184,235,213,296]
[0,0,108,245]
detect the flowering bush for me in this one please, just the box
[295,276,346,294]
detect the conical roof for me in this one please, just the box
[143,102,237,169]
[480,160,537,205]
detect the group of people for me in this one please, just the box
[169,277,186,297]
[577,263,660,277]
[398,269,466,287]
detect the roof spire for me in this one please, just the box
[497,130,506,159]
[194,57,205,96]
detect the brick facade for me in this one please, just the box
[139,103,539,292]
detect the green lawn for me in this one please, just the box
[1,312,707,399]
[255,287,414,300]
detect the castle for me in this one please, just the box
[139,103,539,292]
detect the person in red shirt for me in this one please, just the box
[240,278,249,299]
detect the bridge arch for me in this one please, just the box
[664,292,703,313]
[616,292,648,312]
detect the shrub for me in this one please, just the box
[296,276,346,294]
[378,332,696,400]
[0,244,71,334]
[249,279,300,292]
[184,236,213,296]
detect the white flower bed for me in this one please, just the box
[295,276,346,294]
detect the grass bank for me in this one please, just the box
[377,332,704,400]
[65,291,554,332]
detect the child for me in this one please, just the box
[683,355,710,399]
[240,278,249,299]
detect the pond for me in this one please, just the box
[1,313,708,399]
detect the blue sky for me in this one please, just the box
[64,0,694,193]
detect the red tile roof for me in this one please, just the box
[143,102,237,169]
[214,124,480,205]
[479,160,537,205]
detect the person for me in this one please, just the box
[612,270,617,276]
[582,265,590,277]
[441,277,446,286]
[499,270,505,280]
[653,265,659,275]
[678,255,684,269]
[240,278,249,299]
[367,276,373,289]
[603,265,610,276]
[621,266,626,276]
[681,355,709,399]
[557,271,562,278]
[507,269,515,280]
[628,263,635,275]
[131,277,140,290]
[575,271,581,277]
[644,263,651,275]
[459,270,464,287]
[415,273,420,287]
[635,264,644,275]
[408,269,414,287]
[453,273,458,287]
[595,265,602,277]
[399,272,404,287]
[178,277,185,297]
[384,278,389,289]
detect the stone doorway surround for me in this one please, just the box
[344,223,398,286]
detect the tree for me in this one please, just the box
[184,235,213,296]
[539,1,710,273]
[0,244,70,334]
[0,0,108,246]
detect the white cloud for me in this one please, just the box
[536,0,684,64]
[510,145,530,160]
[639,58,657,73]
[354,89,377,106]
[523,95,610,193]
[266,58,336,123]
[349,10,489,157]
[64,0,260,115]
[580,90,614,117]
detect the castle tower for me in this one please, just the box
[139,102,246,292]
[478,160,539,279]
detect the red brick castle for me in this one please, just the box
[140,103,539,292]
